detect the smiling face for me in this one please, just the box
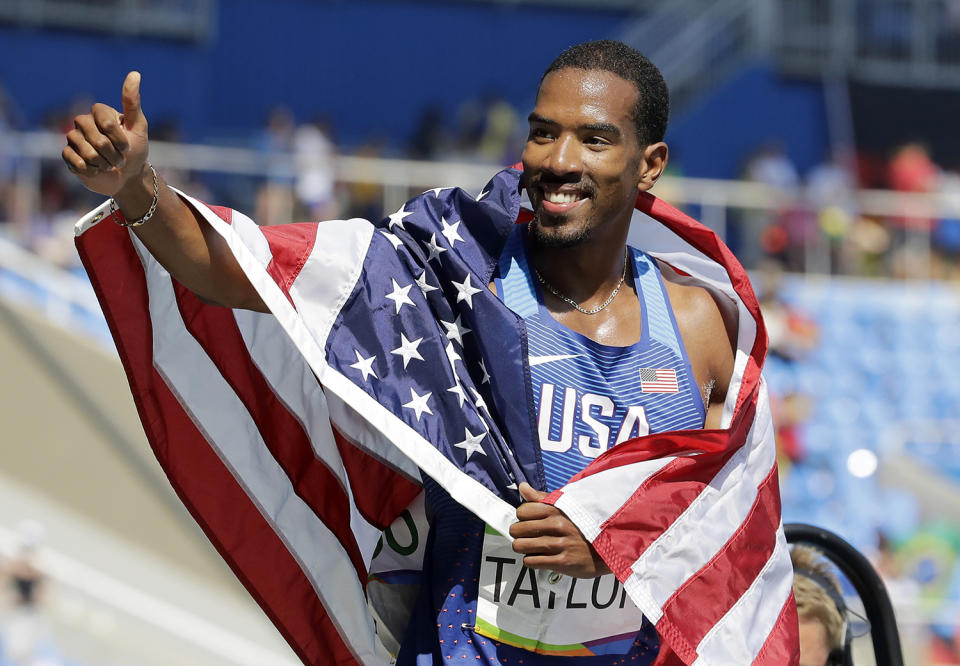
[522,67,662,249]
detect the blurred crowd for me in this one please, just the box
[736,140,960,281]
[0,82,526,272]
[2,79,960,285]
[758,267,960,664]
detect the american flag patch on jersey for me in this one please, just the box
[639,367,679,393]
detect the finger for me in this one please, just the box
[75,111,124,168]
[520,554,567,571]
[510,513,568,539]
[66,127,111,171]
[511,535,564,556]
[518,482,548,503]
[73,116,123,168]
[515,501,558,522]
[92,103,129,157]
[121,71,145,131]
[62,146,87,174]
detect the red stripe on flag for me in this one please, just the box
[204,204,234,225]
[76,221,362,666]
[262,223,321,302]
[652,642,686,666]
[332,425,422,530]
[754,592,801,666]
[587,446,739,581]
[653,462,783,660]
[172,284,369,582]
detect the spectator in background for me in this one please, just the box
[475,94,520,164]
[254,107,296,226]
[293,118,338,221]
[932,167,960,276]
[740,140,801,269]
[887,142,940,278]
[1,521,57,666]
[0,83,21,228]
[747,141,800,193]
[791,544,846,666]
[408,105,451,161]
[345,136,387,222]
[806,148,858,273]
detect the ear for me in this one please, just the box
[637,141,669,193]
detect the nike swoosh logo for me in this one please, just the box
[528,353,581,366]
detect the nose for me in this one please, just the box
[543,134,582,178]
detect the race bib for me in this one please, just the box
[474,524,647,657]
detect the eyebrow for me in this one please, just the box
[527,113,622,138]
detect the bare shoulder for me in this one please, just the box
[657,262,737,351]
[656,260,738,420]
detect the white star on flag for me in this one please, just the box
[387,208,413,231]
[478,359,490,384]
[470,387,488,413]
[453,427,487,460]
[402,388,433,421]
[390,333,424,368]
[424,233,446,263]
[426,187,452,198]
[476,188,489,201]
[447,382,466,407]
[440,217,464,246]
[445,341,461,366]
[379,230,403,250]
[385,279,415,314]
[452,272,482,309]
[348,350,378,382]
[441,315,471,346]
[415,270,438,296]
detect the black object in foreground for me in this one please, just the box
[785,523,904,666]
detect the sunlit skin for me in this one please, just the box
[510,68,737,577]
[798,617,832,666]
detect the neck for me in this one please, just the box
[529,227,630,307]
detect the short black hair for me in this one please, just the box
[540,40,669,147]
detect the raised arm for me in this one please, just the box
[63,72,267,312]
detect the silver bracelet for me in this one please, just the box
[111,163,159,228]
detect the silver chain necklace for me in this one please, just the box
[534,248,629,315]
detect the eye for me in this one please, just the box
[584,136,611,147]
[529,127,554,141]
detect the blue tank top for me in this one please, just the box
[500,233,706,491]
[396,226,704,665]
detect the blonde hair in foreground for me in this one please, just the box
[791,544,846,651]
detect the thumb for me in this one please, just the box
[518,482,548,503]
[121,71,144,130]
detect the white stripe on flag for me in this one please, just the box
[692,524,793,665]
[134,238,386,666]
[233,309,383,564]
[288,217,376,348]
[624,386,776,623]
[552,457,677,541]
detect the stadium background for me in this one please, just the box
[1,0,959,664]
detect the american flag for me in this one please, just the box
[75,167,798,665]
[639,368,679,393]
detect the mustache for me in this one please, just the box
[528,173,595,195]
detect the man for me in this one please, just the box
[65,41,797,665]
[791,545,846,666]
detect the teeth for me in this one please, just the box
[546,192,580,204]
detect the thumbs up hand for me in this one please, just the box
[63,71,150,197]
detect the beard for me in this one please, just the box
[529,210,593,249]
